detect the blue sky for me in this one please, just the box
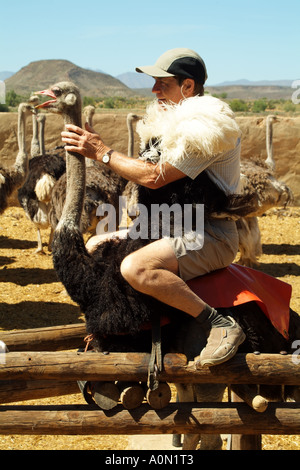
[1,0,299,85]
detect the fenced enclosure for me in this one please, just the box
[0,323,299,450]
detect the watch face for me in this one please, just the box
[102,154,110,163]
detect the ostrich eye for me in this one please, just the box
[52,87,62,97]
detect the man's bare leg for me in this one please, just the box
[120,238,206,316]
[120,238,245,367]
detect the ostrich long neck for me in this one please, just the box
[266,117,275,171]
[14,106,28,182]
[38,115,46,156]
[127,116,134,158]
[31,114,40,157]
[58,105,85,229]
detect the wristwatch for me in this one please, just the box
[102,149,114,164]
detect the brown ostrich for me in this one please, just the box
[0,102,33,214]
[237,115,293,267]
[126,112,142,157]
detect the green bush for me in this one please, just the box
[283,101,296,113]
[103,97,116,109]
[83,96,96,107]
[97,96,150,110]
[0,103,9,112]
[5,90,26,107]
[252,99,268,113]
[229,99,249,112]
[267,100,277,110]
[212,92,228,99]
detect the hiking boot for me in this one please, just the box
[195,317,246,368]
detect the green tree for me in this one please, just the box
[5,90,25,107]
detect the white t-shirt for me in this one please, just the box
[171,138,242,195]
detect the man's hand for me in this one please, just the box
[61,123,109,160]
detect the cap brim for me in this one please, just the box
[135,65,175,78]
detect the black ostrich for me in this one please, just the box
[17,104,66,253]
[36,82,300,450]
[48,105,127,238]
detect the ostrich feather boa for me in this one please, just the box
[136,95,241,172]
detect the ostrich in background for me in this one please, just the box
[126,113,142,157]
[265,114,276,171]
[83,105,95,127]
[37,113,46,156]
[28,95,42,158]
[0,102,33,214]
[36,81,300,450]
[237,115,293,267]
[17,97,66,253]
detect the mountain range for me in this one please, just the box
[1,60,295,100]
[0,71,14,81]
[116,73,295,89]
[212,79,294,87]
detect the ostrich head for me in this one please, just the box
[28,95,40,108]
[35,81,82,124]
[19,102,36,116]
[35,82,84,229]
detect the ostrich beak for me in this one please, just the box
[34,89,57,108]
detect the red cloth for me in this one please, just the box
[187,264,292,339]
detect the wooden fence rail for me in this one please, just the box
[0,323,86,351]
[0,351,299,385]
[0,379,79,403]
[0,322,299,448]
[0,402,298,436]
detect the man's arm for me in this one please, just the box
[61,123,186,189]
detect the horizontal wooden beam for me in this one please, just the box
[0,379,79,403]
[0,403,298,435]
[0,351,299,385]
[0,323,86,352]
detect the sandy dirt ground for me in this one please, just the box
[0,205,299,451]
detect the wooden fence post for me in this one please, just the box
[230,392,262,450]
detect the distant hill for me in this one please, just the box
[206,85,294,100]
[117,72,155,89]
[116,73,295,96]
[116,72,293,99]
[4,60,136,98]
[0,71,14,81]
[212,79,294,87]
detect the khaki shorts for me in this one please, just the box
[165,218,239,282]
